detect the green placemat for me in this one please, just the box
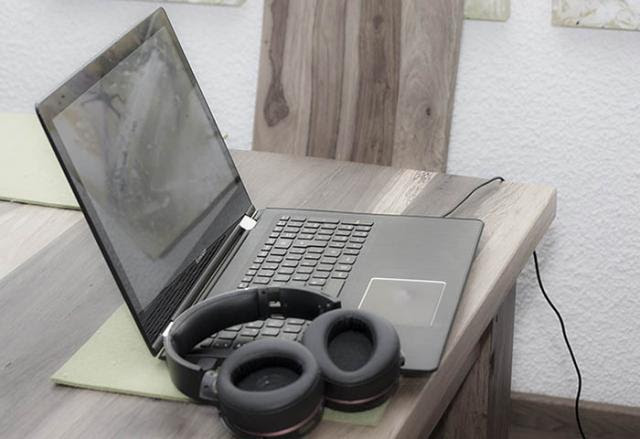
[0,113,79,209]
[52,305,387,427]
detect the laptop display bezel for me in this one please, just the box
[35,8,254,355]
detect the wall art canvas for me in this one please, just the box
[553,0,640,31]
[141,0,246,5]
[464,0,510,21]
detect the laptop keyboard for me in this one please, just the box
[237,215,373,297]
[188,215,374,364]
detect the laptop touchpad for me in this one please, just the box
[358,278,446,327]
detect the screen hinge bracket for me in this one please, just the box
[162,321,174,339]
[239,215,257,231]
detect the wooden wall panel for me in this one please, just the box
[254,0,464,172]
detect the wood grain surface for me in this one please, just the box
[253,0,464,172]
[0,151,556,439]
[512,391,640,439]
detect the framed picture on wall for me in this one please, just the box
[553,0,640,31]
[138,0,246,5]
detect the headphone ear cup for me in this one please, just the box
[216,338,324,438]
[302,309,402,412]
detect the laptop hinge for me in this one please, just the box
[239,215,257,231]
[162,321,174,339]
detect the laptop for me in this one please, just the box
[36,8,482,372]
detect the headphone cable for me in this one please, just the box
[442,176,587,439]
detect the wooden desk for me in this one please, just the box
[0,151,556,439]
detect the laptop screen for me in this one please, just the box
[36,9,252,353]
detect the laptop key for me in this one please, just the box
[290,248,305,255]
[320,257,337,265]
[238,283,249,289]
[241,276,253,283]
[285,254,302,261]
[293,274,310,281]
[253,277,270,284]
[312,272,329,279]
[218,331,237,340]
[304,253,321,260]
[350,237,366,244]
[325,249,341,258]
[278,267,295,275]
[346,243,363,250]
[338,256,357,265]
[283,325,301,334]
[299,234,314,240]
[261,327,280,336]
[266,319,284,328]
[283,260,298,267]
[287,318,305,325]
[258,269,275,277]
[297,266,313,274]
[274,274,291,282]
[308,278,326,287]
[353,231,368,238]
[335,264,352,272]
[316,264,333,272]
[280,215,290,221]
[241,328,260,337]
[331,271,348,279]
[342,219,374,226]
[266,256,283,263]
[329,242,345,249]
[307,247,324,254]
[271,249,287,256]
[344,249,360,256]
[274,239,293,249]
[246,269,258,276]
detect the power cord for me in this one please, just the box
[442,177,587,439]
[533,252,586,439]
[441,176,505,218]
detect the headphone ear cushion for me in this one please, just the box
[302,309,401,411]
[216,339,324,437]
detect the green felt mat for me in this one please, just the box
[0,113,79,209]
[52,305,387,427]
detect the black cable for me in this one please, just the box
[441,177,587,438]
[441,176,505,218]
[533,251,587,439]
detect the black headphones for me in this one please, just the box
[164,287,402,438]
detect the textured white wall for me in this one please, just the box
[0,0,262,150]
[2,0,639,407]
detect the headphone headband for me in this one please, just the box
[164,287,340,402]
